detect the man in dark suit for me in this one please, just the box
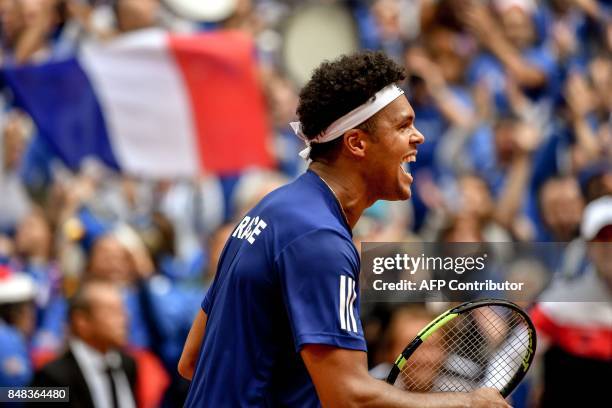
[32,280,138,408]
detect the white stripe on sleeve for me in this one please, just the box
[339,275,347,330]
[348,278,357,332]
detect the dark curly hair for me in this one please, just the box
[296,51,406,161]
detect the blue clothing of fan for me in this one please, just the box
[185,170,366,407]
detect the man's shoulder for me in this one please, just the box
[251,177,348,240]
[257,173,324,213]
[33,349,77,385]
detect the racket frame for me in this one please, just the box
[385,299,537,397]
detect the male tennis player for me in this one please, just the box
[179,52,510,407]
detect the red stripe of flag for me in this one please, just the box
[168,31,273,175]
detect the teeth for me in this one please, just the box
[401,162,411,174]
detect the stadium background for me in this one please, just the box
[0,0,610,407]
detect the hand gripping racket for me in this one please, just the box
[387,299,536,398]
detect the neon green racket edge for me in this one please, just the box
[387,299,537,398]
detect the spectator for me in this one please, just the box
[462,0,557,114]
[369,304,443,387]
[114,0,160,33]
[0,110,32,232]
[88,230,189,405]
[87,232,155,350]
[0,0,75,64]
[468,117,542,239]
[13,209,67,357]
[32,279,137,408]
[550,162,611,279]
[579,160,612,203]
[0,266,36,386]
[14,209,56,302]
[537,176,584,241]
[530,195,612,407]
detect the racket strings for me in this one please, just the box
[400,308,529,392]
[395,306,530,394]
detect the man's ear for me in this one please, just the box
[343,129,367,158]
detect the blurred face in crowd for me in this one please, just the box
[72,283,127,352]
[0,0,24,47]
[459,175,493,221]
[0,301,36,338]
[0,234,14,257]
[550,0,572,14]
[2,111,29,170]
[115,0,159,32]
[234,171,289,217]
[499,7,535,49]
[426,28,467,84]
[589,57,612,113]
[89,236,133,284]
[539,178,584,240]
[597,123,611,157]
[234,0,253,16]
[386,308,446,392]
[588,225,612,291]
[19,0,47,23]
[15,211,51,260]
[443,216,483,242]
[362,97,425,201]
[372,0,401,39]
[585,171,612,202]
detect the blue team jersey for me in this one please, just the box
[185,170,366,407]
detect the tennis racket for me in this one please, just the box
[386,299,536,398]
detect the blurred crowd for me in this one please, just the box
[0,0,611,407]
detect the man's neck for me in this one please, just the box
[309,162,374,229]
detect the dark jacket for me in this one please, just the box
[30,348,137,408]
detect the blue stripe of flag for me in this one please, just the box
[1,58,120,171]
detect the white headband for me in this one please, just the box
[290,83,405,160]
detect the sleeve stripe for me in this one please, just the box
[339,275,347,330]
[348,278,357,332]
[339,275,358,333]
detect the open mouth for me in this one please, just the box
[400,153,417,174]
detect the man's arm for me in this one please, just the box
[178,309,208,380]
[301,345,511,408]
[460,4,547,89]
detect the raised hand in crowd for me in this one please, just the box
[11,0,61,63]
[564,72,602,163]
[405,46,476,129]
[458,0,547,89]
[494,121,541,240]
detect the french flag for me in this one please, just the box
[2,28,273,177]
